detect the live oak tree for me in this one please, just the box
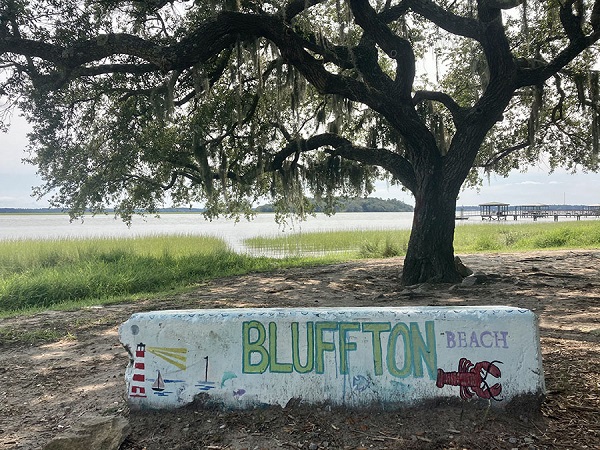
[1,0,599,284]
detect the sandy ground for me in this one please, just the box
[1,250,599,449]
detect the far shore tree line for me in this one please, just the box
[254,197,414,212]
[5,199,600,215]
[0,197,414,214]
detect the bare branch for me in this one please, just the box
[267,122,293,142]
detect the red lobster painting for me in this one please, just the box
[436,358,503,400]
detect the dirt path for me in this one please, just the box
[1,250,599,449]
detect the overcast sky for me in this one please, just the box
[2,112,599,209]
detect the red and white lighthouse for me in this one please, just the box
[129,342,147,398]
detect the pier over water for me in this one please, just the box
[456,203,600,221]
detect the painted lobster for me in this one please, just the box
[436,358,503,400]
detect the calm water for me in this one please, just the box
[2,212,591,254]
[0,212,416,253]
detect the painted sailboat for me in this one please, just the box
[152,370,165,392]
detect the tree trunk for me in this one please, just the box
[401,175,462,285]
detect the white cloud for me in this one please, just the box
[1,113,30,170]
[457,169,600,206]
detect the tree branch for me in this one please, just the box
[517,31,600,87]
[413,90,467,124]
[75,63,160,77]
[350,35,396,94]
[291,30,354,70]
[592,0,600,32]
[516,0,600,87]
[406,0,483,40]
[349,0,415,98]
[0,10,375,106]
[481,0,524,9]
[559,0,586,42]
[282,0,326,22]
[480,139,530,170]
[269,132,417,193]
[378,2,410,23]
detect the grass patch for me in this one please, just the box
[454,220,600,252]
[0,327,69,345]
[246,220,600,256]
[245,229,411,258]
[0,235,336,314]
[3,220,599,315]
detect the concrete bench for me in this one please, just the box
[119,306,545,409]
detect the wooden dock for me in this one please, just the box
[457,203,600,221]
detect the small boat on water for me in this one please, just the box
[152,370,165,391]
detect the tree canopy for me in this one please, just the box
[1,0,599,283]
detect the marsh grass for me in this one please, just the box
[246,220,600,256]
[0,235,333,314]
[2,220,599,314]
[246,230,411,257]
[454,220,600,252]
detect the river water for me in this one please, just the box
[2,211,592,254]
[0,212,417,253]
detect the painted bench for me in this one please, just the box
[119,306,545,409]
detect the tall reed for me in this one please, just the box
[245,220,600,256]
[0,235,278,312]
[453,221,600,252]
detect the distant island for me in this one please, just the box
[0,208,67,214]
[253,197,414,213]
